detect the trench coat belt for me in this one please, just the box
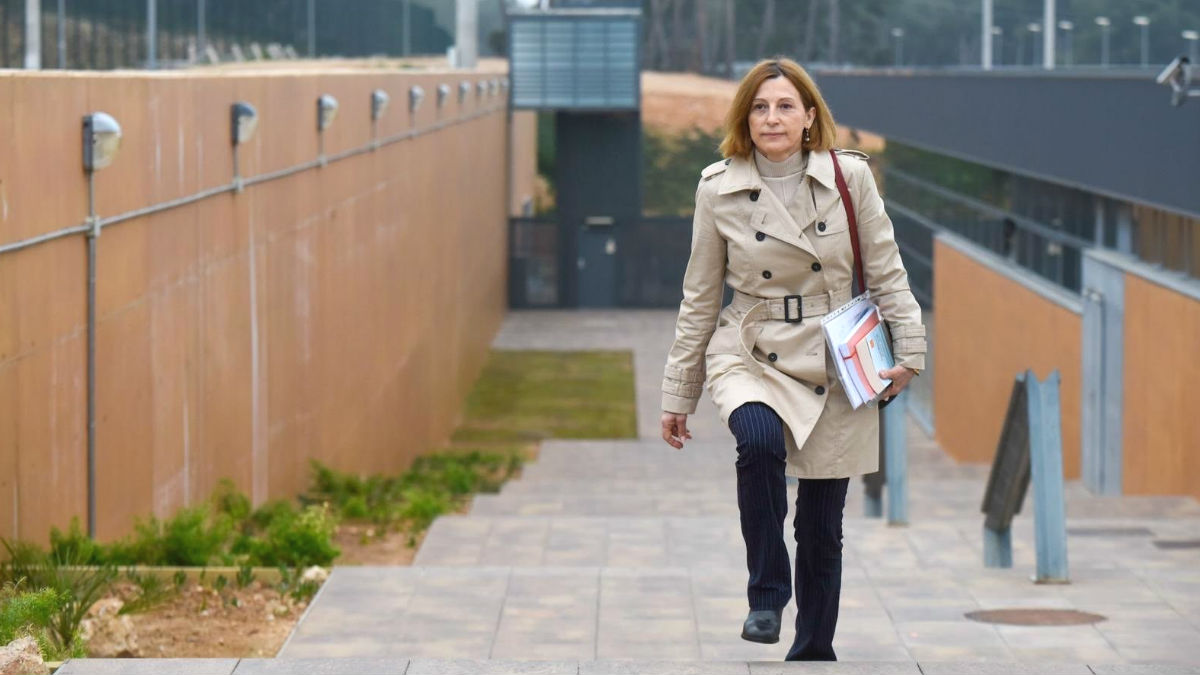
[729,287,854,322]
[727,287,855,377]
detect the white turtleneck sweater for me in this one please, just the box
[754,149,808,207]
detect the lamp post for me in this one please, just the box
[891,27,904,66]
[992,26,1003,66]
[1185,30,1199,65]
[1095,16,1111,68]
[1058,20,1074,67]
[1027,22,1042,66]
[1133,16,1150,67]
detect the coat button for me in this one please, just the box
[817,221,827,232]
[755,231,765,241]
[749,190,760,202]
[811,262,822,272]
[768,352,778,362]
[815,385,826,395]
[761,270,772,279]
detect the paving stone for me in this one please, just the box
[916,663,1092,674]
[405,660,578,675]
[580,661,748,675]
[280,309,1200,669]
[747,663,920,675]
[56,659,239,675]
[233,658,410,674]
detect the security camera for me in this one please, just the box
[1156,55,1198,106]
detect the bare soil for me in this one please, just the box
[640,70,886,153]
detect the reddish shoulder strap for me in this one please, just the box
[828,150,865,296]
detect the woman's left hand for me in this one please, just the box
[878,366,918,402]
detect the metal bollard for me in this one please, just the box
[882,390,908,526]
[1027,371,1069,583]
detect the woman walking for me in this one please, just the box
[659,58,926,661]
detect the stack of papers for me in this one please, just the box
[820,293,895,409]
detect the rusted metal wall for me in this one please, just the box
[0,68,530,542]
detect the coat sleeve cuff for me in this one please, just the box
[662,392,700,415]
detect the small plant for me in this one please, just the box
[119,571,175,616]
[235,565,255,589]
[236,503,340,568]
[1,538,114,656]
[0,580,66,660]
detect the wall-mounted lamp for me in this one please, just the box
[83,112,122,172]
[437,84,451,110]
[458,80,472,104]
[230,101,258,191]
[231,102,259,145]
[317,95,340,131]
[409,85,425,114]
[476,81,487,98]
[371,89,390,121]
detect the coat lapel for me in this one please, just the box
[720,153,840,260]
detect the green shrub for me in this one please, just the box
[238,503,339,568]
[0,538,113,657]
[0,581,64,659]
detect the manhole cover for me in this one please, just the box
[1154,539,1200,550]
[965,609,1107,626]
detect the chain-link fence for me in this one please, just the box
[0,0,453,70]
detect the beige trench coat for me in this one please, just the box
[661,149,927,478]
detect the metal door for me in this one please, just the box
[576,217,618,307]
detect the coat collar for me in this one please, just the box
[717,149,837,195]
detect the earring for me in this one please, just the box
[803,127,811,144]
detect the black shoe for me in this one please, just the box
[740,608,783,644]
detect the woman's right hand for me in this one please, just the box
[661,412,691,449]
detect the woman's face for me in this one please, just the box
[748,76,815,162]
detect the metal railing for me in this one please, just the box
[882,167,1093,300]
[1,0,451,70]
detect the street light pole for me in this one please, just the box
[1028,22,1042,67]
[24,0,41,69]
[307,0,316,58]
[992,26,1003,66]
[197,0,206,57]
[1095,16,1110,68]
[1133,16,1150,68]
[892,27,904,66]
[982,0,993,70]
[1185,30,1199,65]
[57,0,65,68]
[1043,0,1055,70]
[1058,20,1074,68]
[147,0,157,69]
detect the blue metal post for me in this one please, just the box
[1027,369,1070,583]
[983,523,1012,567]
[883,390,908,526]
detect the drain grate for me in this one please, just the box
[1153,539,1200,550]
[965,609,1107,626]
[1067,526,1154,537]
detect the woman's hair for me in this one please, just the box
[718,57,837,158]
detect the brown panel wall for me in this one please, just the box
[1121,275,1200,500]
[0,68,524,543]
[509,111,538,216]
[932,238,1082,476]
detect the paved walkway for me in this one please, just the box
[62,310,1200,674]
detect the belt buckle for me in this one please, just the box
[783,295,803,323]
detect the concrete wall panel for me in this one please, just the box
[0,68,526,544]
[1122,274,1200,500]
[933,237,1083,476]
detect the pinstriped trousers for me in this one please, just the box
[727,402,849,662]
